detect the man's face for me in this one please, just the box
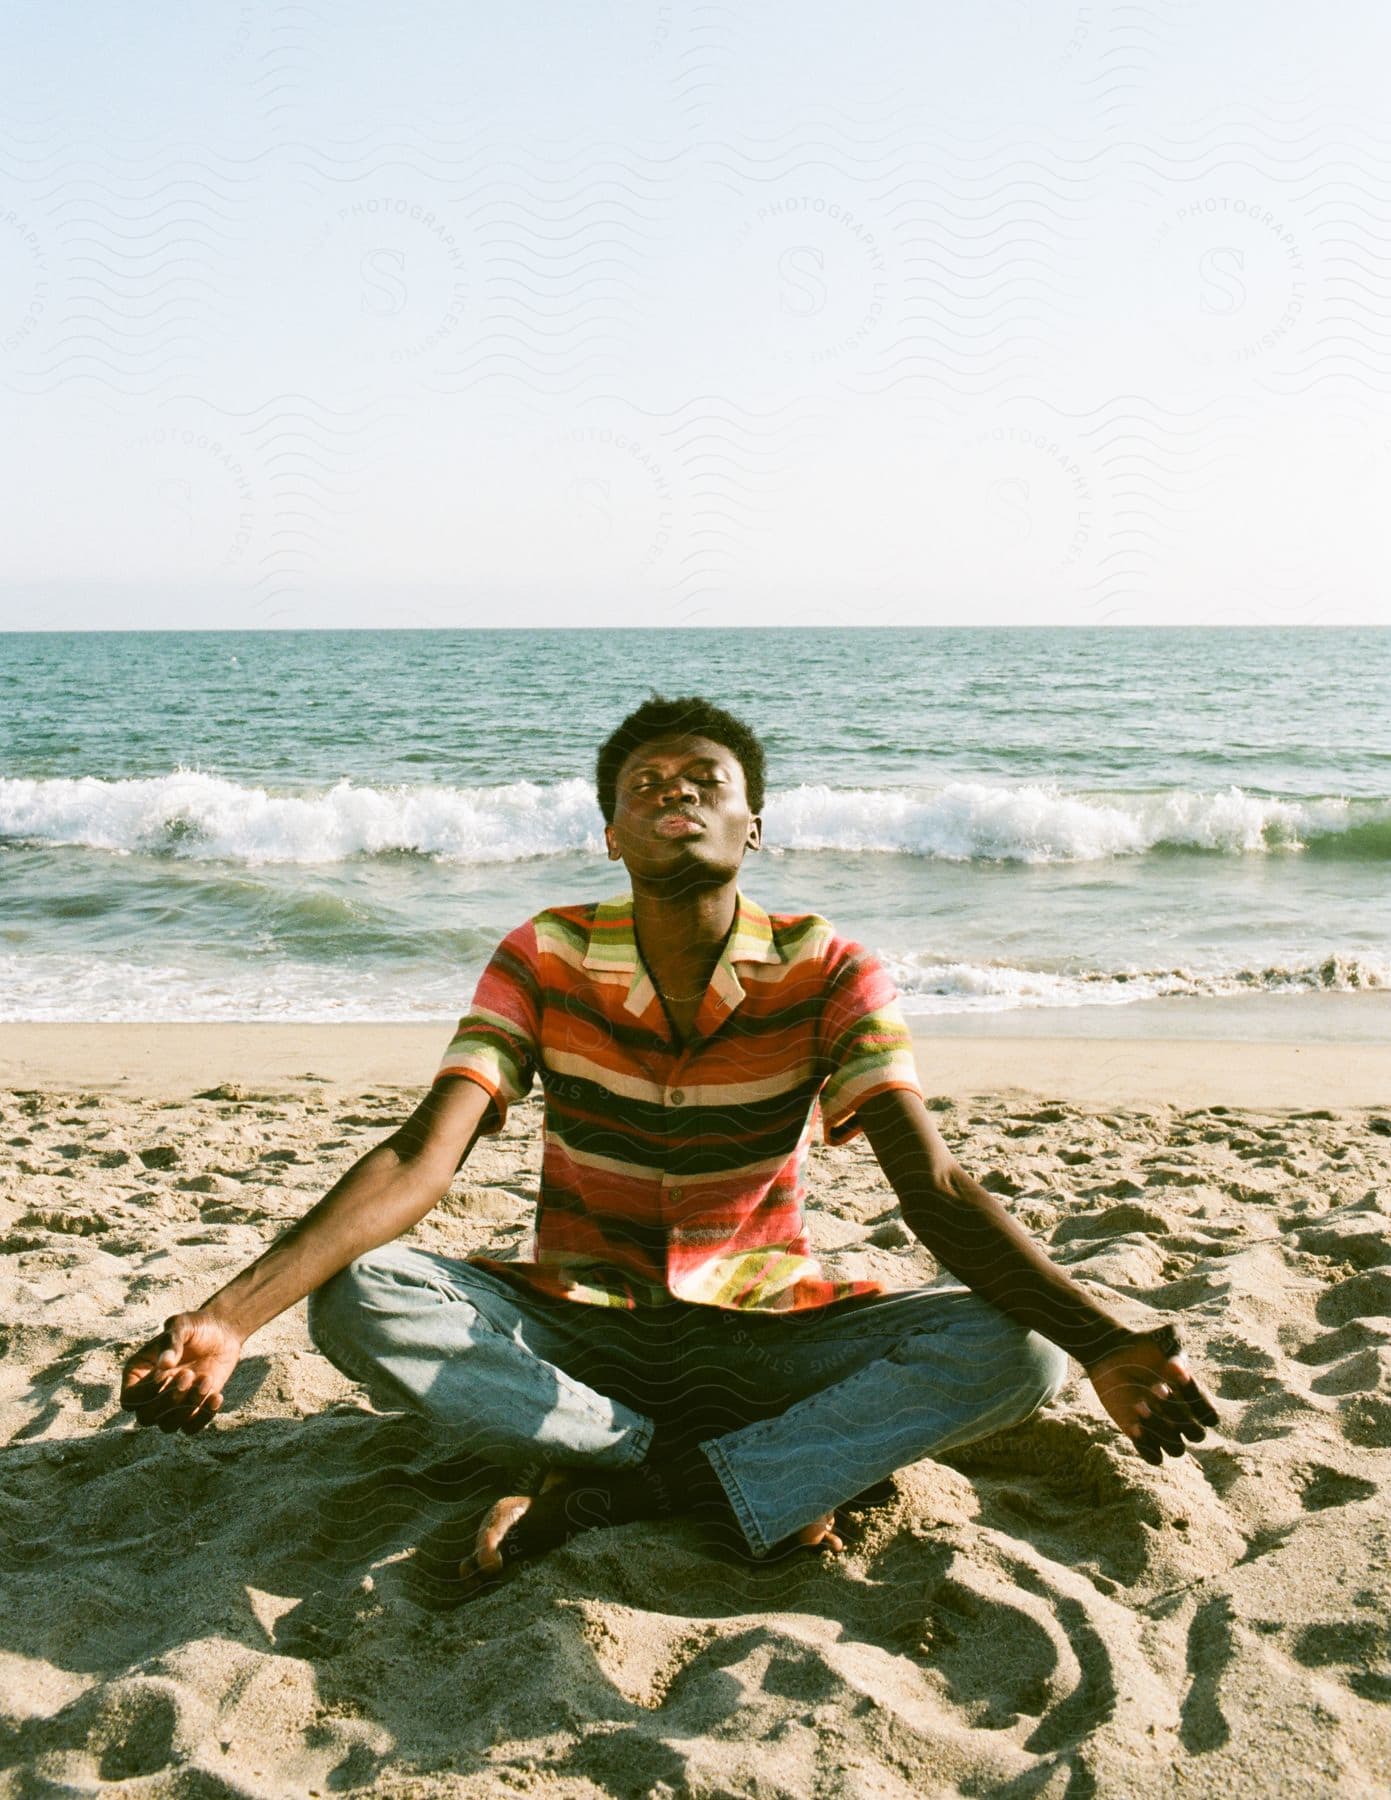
[605,733,762,889]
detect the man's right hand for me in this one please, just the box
[116,1078,493,1435]
[120,1311,244,1434]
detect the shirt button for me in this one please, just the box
[669,1089,685,1106]
[670,1186,684,1201]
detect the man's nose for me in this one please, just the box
[658,775,699,805]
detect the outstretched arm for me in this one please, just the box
[119,1076,494,1434]
[857,1087,1218,1463]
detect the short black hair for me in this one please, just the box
[595,694,767,826]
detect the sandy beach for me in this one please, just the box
[3,1023,1390,1797]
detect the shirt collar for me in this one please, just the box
[583,889,781,1029]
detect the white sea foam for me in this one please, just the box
[886,951,1391,1015]
[766,782,1377,861]
[0,771,603,864]
[0,952,464,1023]
[0,771,1386,865]
[2,949,1386,1024]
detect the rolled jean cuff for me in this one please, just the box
[616,1412,658,1471]
[698,1437,770,1558]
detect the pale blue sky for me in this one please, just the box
[2,2,1390,628]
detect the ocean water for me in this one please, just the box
[2,627,1388,1029]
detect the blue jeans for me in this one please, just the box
[307,1245,1069,1558]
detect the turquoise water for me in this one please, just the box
[2,627,1388,1024]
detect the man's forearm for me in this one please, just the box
[200,1142,451,1342]
[900,1168,1133,1366]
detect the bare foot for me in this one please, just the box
[794,1510,844,1554]
[463,1470,572,1587]
[418,1467,671,1598]
[415,1467,844,1598]
[476,1490,844,1568]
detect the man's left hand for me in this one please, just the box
[1086,1322,1219,1465]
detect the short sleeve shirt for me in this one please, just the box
[433,889,923,1312]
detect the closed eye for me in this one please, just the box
[629,772,726,792]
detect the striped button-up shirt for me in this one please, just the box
[434,889,922,1312]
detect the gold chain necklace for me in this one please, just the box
[652,974,708,1002]
[634,926,721,1003]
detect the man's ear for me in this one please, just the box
[604,823,622,862]
[746,815,763,852]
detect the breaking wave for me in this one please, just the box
[1,771,1388,865]
[887,952,1391,1016]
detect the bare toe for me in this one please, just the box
[795,1511,844,1553]
[469,1493,535,1579]
[414,1471,568,1599]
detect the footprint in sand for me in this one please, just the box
[1226,1386,1317,1446]
[945,1415,1169,1590]
[1190,1446,1248,1496]
[174,1174,230,1194]
[1290,1319,1391,1368]
[1214,1367,1282,1402]
[1314,1270,1391,1331]
[1338,1395,1391,1449]
[910,1573,1068,1732]
[198,1200,272,1224]
[1296,1213,1391,1272]
[1204,1338,1276,1382]
[1141,1165,1209,1188]
[1292,1620,1391,1703]
[1051,1202,1176,1246]
[1310,1346,1391,1397]
[1297,1464,1378,1511]
[38,1676,209,1783]
[1179,1594,1234,1754]
[1078,1178,1148,1201]
[16,1208,110,1238]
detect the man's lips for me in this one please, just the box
[653,815,704,837]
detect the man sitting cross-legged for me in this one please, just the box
[121,694,1218,1592]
